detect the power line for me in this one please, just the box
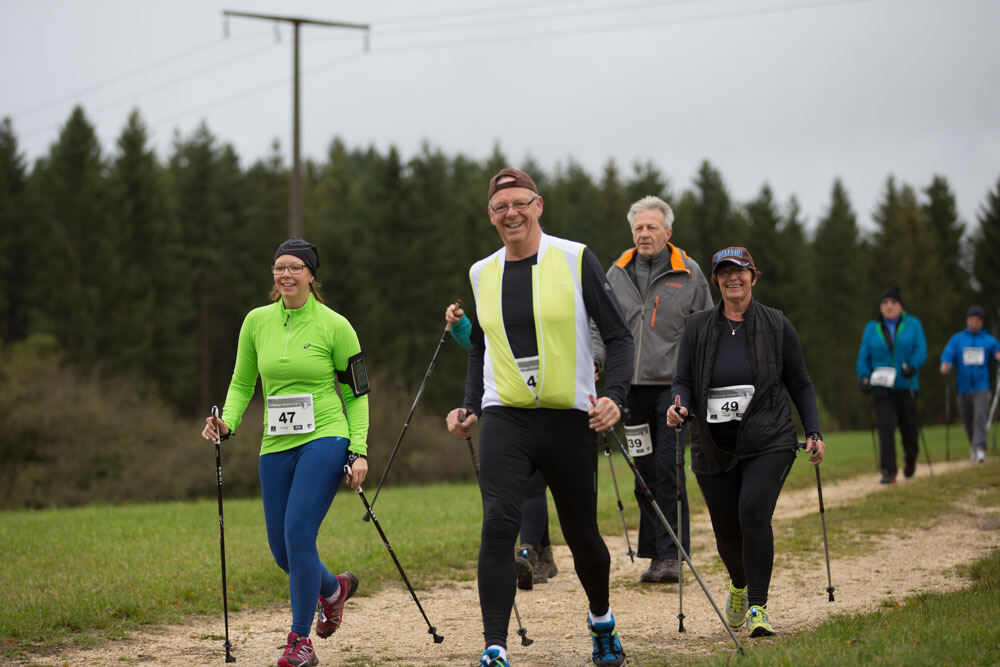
[12,0,874,154]
[148,53,366,131]
[20,39,282,142]
[10,30,271,120]
[365,0,875,53]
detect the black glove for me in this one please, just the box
[901,363,915,378]
[859,377,871,393]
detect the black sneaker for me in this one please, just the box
[879,470,897,484]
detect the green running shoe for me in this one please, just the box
[725,581,749,628]
[746,605,774,637]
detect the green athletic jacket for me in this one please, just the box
[221,293,369,457]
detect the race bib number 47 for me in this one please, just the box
[267,393,316,435]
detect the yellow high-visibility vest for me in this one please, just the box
[470,233,597,411]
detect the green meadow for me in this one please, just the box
[2,425,999,663]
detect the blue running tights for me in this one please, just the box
[259,437,349,636]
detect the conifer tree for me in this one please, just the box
[922,175,970,322]
[29,106,111,363]
[105,110,169,379]
[0,118,30,343]
[971,177,1000,333]
[811,179,871,428]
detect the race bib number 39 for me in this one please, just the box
[624,423,653,457]
[267,393,316,435]
[706,385,755,423]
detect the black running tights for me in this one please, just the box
[477,406,610,648]
[695,449,796,608]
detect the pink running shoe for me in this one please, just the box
[315,571,359,638]
[277,631,318,667]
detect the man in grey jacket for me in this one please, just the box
[594,196,712,583]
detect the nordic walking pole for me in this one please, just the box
[869,425,879,473]
[602,434,635,563]
[366,314,454,518]
[459,411,533,647]
[346,465,444,643]
[798,441,835,602]
[210,406,236,663]
[987,368,1000,453]
[944,383,951,461]
[594,397,743,654]
[908,380,934,478]
[673,397,686,633]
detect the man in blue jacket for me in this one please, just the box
[856,286,927,484]
[940,305,1000,463]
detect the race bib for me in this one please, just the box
[516,355,540,392]
[706,385,755,423]
[624,423,653,457]
[266,393,316,436]
[962,347,986,366]
[870,366,897,388]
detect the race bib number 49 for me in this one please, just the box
[706,385,755,423]
[267,393,316,435]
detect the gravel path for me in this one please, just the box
[23,458,999,666]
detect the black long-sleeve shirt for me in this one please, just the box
[463,247,633,415]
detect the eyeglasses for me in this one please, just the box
[715,265,750,277]
[271,263,307,275]
[489,195,538,216]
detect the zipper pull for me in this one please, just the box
[651,295,659,328]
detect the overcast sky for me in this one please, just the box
[3,0,998,235]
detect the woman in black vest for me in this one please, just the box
[666,246,825,638]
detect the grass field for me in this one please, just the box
[2,424,998,663]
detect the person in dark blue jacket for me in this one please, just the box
[940,305,1000,463]
[856,286,928,484]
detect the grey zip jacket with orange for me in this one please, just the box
[593,243,712,385]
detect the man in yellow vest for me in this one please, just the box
[446,167,634,667]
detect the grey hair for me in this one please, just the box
[626,196,674,231]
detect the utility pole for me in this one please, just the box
[223,11,370,237]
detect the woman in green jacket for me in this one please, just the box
[202,237,370,667]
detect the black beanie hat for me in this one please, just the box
[967,304,986,320]
[274,237,319,276]
[880,285,902,305]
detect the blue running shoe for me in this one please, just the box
[588,615,626,666]
[480,647,509,666]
